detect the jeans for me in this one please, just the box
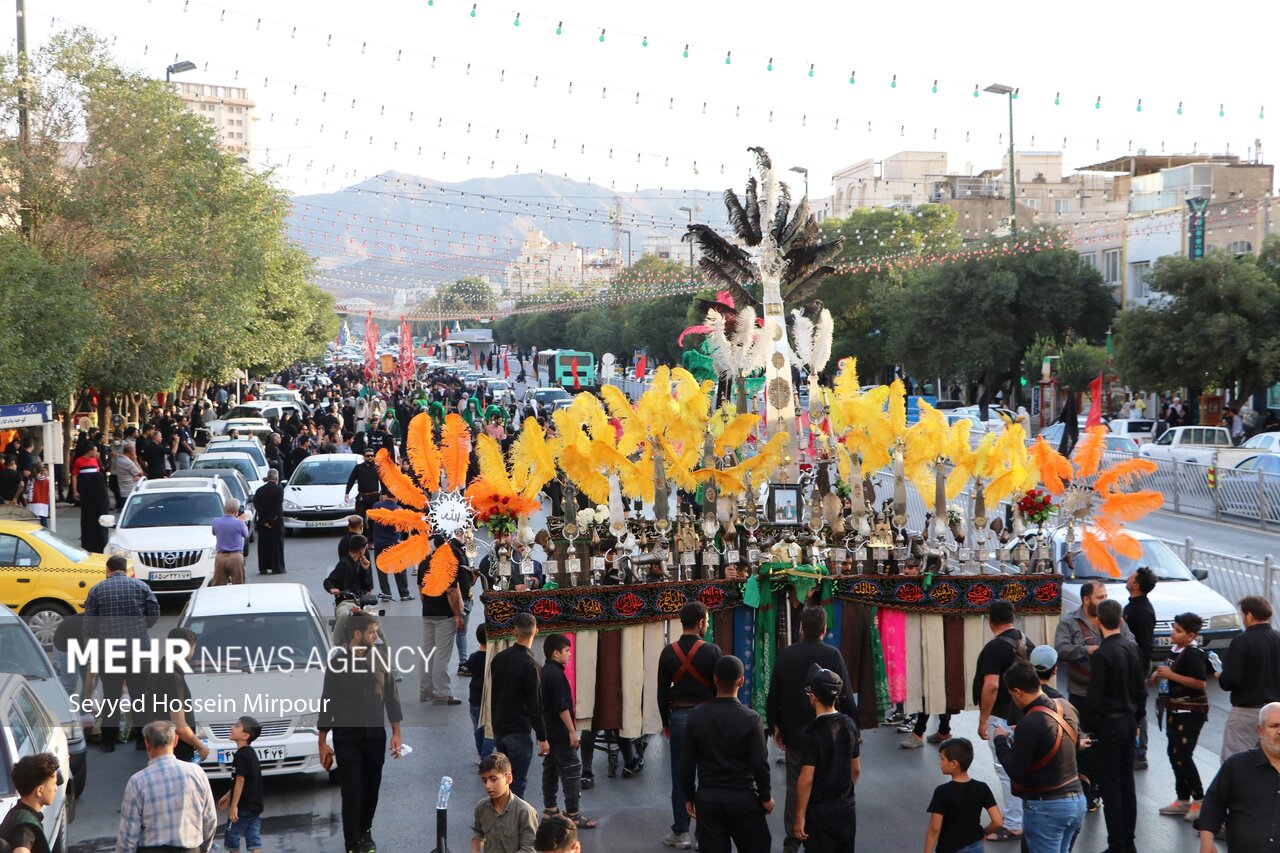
[420,616,456,699]
[469,703,494,759]
[455,596,473,661]
[693,793,771,853]
[541,739,582,813]
[1136,714,1148,762]
[497,732,534,799]
[986,716,1023,831]
[175,452,192,470]
[1168,712,1207,801]
[333,734,386,852]
[223,812,262,850]
[668,708,693,833]
[951,841,985,853]
[1021,793,1085,853]
[1096,714,1138,853]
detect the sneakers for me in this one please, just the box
[1158,800,1190,816]
[377,593,393,602]
[457,664,472,677]
[400,593,413,601]
[580,775,594,790]
[622,763,642,778]
[926,732,952,745]
[900,734,925,749]
[358,830,376,853]
[1086,797,1101,813]
[1184,801,1202,823]
[662,831,694,849]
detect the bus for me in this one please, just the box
[535,349,596,390]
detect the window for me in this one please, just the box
[1103,249,1121,284]
[1054,198,1071,215]
[1022,197,1040,211]
[1080,252,1098,270]
[1226,240,1253,256]
[0,534,39,567]
[1131,261,1151,298]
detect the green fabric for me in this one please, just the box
[743,575,762,609]
[752,591,776,719]
[867,606,891,722]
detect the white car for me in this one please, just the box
[0,672,73,852]
[218,418,275,445]
[1107,418,1157,447]
[1241,432,1280,453]
[102,478,233,595]
[207,401,304,436]
[283,454,360,532]
[1053,528,1243,654]
[193,451,266,498]
[178,584,333,780]
[203,440,271,482]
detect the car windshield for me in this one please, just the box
[0,625,55,678]
[225,405,265,420]
[205,444,266,466]
[1058,538,1194,582]
[187,612,325,670]
[535,390,570,403]
[121,492,224,528]
[194,457,256,482]
[29,528,89,562]
[291,460,356,486]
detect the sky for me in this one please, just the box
[28,0,1274,203]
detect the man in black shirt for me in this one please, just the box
[1123,567,1157,769]
[345,449,382,524]
[488,612,549,800]
[1087,599,1146,853]
[681,655,773,853]
[325,535,372,645]
[657,602,721,850]
[1194,701,1280,853]
[793,666,860,853]
[974,599,1031,841]
[1219,595,1280,760]
[140,430,169,479]
[318,610,403,853]
[765,606,857,853]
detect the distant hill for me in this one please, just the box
[288,171,731,304]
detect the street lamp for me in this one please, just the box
[619,229,633,268]
[166,60,197,82]
[984,83,1018,236]
[678,206,694,277]
[789,166,809,199]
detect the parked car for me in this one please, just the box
[283,454,360,533]
[217,418,275,445]
[168,469,257,545]
[202,439,271,482]
[192,451,265,500]
[1107,418,1157,446]
[1240,432,1280,453]
[178,584,333,781]
[1140,425,1233,464]
[485,380,515,405]
[0,607,87,796]
[102,478,233,595]
[1218,453,1280,517]
[207,401,304,436]
[0,520,119,647]
[530,387,572,410]
[1053,528,1242,654]
[0,672,73,852]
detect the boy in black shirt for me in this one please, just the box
[1152,612,1211,822]
[219,716,265,853]
[793,666,861,853]
[923,738,1002,853]
[466,624,495,760]
[540,633,596,829]
[0,752,58,853]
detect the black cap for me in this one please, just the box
[807,664,843,704]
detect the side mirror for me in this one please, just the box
[1192,568,1209,581]
[98,515,117,528]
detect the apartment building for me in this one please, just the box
[174,81,255,158]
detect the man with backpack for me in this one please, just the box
[974,599,1033,843]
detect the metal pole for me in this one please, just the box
[1259,467,1269,531]
[16,0,32,241]
[686,209,694,279]
[1007,92,1016,237]
[626,231,632,267]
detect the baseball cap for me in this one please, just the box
[1029,645,1058,676]
[806,664,843,704]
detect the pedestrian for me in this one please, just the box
[326,534,372,645]
[210,498,249,586]
[83,554,160,751]
[114,721,218,853]
[1085,598,1146,853]
[1217,595,1280,760]
[472,752,540,853]
[173,415,195,469]
[69,444,110,552]
[791,666,861,853]
[922,739,1002,853]
[465,625,495,760]
[540,633,595,829]
[991,662,1086,853]
[217,716,265,853]
[764,606,856,853]
[657,602,721,850]
[1123,566,1157,769]
[318,610,403,853]
[345,447,382,525]
[1193,701,1280,852]
[0,753,59,853]
[680,655,773,853]
[973,599,1030,843]
[157,626,211,764]
[338,515,366,565]
[28,463,50,528]
[253,470,287,575]
[456,553,478,676]
[1152,612,1211,823]
[369,487,410,601]
[488,612,550,799]
[534,814,580,853]
[416,533,466,705]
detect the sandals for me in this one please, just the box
[985,827,1023,842]
[565,812,598,829]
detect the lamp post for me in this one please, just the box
[166,59,197,82]
[678,206,694,278]
[789,166,809,199]
[984,84,1018,236]
[619,229,633,267]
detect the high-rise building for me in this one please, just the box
[174,81,255,158]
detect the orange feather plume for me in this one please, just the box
[1092,458,1157,494]
[1081,529,1120,577]
[439,414,472,492]
[1073,427,1107,479]
[366,507,429,536]
[406,412,441,493]
[1100,490,1163,522]
[420,540,459,596]
[374,449,427,509]
[376,535,431,574]
[1031,437,1074,495]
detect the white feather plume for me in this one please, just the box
[791,310,814,369]
[812,309,834,372]
[608,474,625,528]
[734,307,765,371]
[704,309,736,376]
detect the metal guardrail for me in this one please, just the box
[1131,454,1280,529]
[1165,537,1279,611]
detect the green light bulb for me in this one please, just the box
[973,89,979,98]
[891,80,897,88]
[642,37,647,47]
[556,26,561,34]
[683,47,689,58]
[1055,96,1060,105]
[513,17,519,26]
[470,8,476,17]
[809,68,815,78]
[1219,106,1225,117]
[931,84,937,93]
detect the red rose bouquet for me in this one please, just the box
[1017,488,1054,526]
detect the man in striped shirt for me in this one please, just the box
[115,721,217,853]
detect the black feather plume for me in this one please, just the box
[743,178,762,244]
[748,146,772,173]
[779,197,811,248]
[722,189,756,247]
[784,266,837,305]
[771,183,791,245]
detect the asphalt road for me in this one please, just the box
[48,509,1246,853]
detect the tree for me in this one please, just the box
[429,277,495,313]
[1114,249,1280,401]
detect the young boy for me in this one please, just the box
[472,753,539,853]
[923,738,1003,853]
[540,633,595,829]
[534,814,581,853]
[218,716,265,853]
[1152,612,1211,823]
[0,752,59,853]
[794,666,861,853]
[466,625,495,760]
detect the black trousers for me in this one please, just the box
[1095,713,1138,853]
[802,799,856,853]
[334,733,387,851]
[542,738,583,813]
[1167,712,1207,801]
[1068,694,1098,801]
[374,545,409,596]
[99,665,153,743]
[694,792,771,853]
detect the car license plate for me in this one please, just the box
[219,746,286,764]
[150,571,191,581]
[1155,636,1173,647]
[305,520,332,528]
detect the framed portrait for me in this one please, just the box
[766,483,802,525]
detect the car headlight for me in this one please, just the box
[297,712,319,732]
[105,543,130,558]
[1207,612,1242,631]
[63,720,84,745]
[204,547,217,560]
[284,499,299,510]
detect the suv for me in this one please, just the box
[102,478,233,595]
[0,520,117,647]
[0,672,73,852]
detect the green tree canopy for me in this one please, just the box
[429,277,496,313]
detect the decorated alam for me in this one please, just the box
[371,147,1163,731]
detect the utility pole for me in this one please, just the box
[984,84,1018,236]
[16,0,32,241]
[679,206,694,279]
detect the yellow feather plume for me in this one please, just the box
[421,540,459,597]
[377,535,431,574]
[439,414,472,492]
[1073,426,1108,479]
[714,413,759,456]
[833,357,860,400]
[508,418,557,499]
[659,437,699,493]
[558,444,610,504]
[374,449,427,509]
[888,379,907,435]
[473,433,512,494]
[406,412,441,494]
[366,507,429,536]
[728,432,788,484]
[693,467,748,496]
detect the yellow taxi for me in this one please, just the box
[0,519,121,647]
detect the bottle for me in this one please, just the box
[1208,651,1224,674]
[437,775,453,810]
[193,739,207,763]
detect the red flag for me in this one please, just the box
[442,326,448,341]
[503,354,510,378]
[1086,373,1104,429]
[572,356,581,390]
[634,354,647,380]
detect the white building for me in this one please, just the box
[174,81,255,158]
[504,230,588,296]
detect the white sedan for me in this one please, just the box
[283,453,360,532]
